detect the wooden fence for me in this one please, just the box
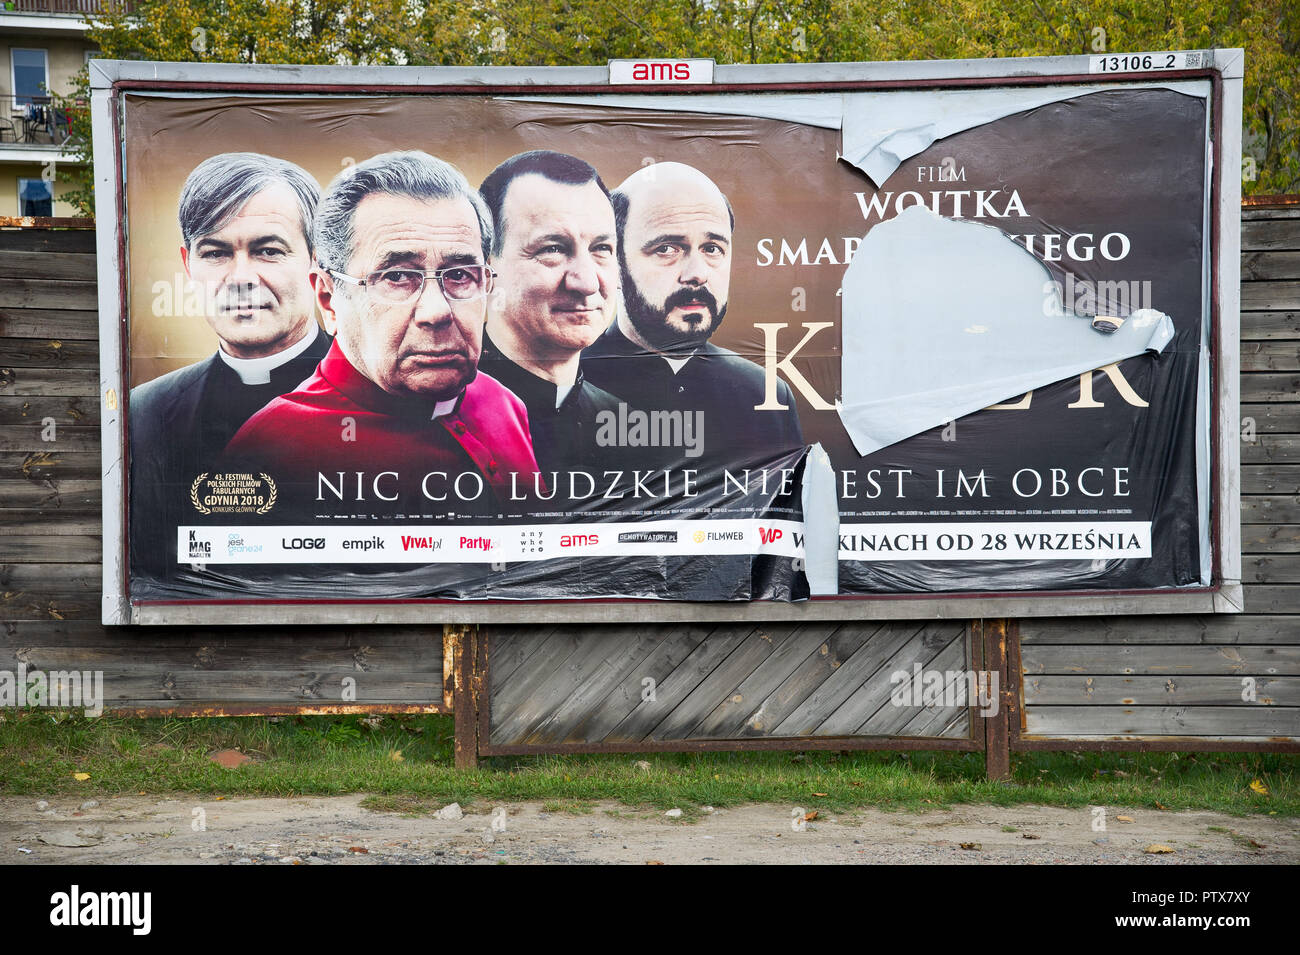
[1,205,1296,773]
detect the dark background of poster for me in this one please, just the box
[123,87,1208,599]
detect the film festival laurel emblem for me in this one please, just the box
[189,472,277,515]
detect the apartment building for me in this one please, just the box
[0,0,102,217]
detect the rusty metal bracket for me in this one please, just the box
[444,623,479,769]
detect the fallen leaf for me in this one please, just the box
[646,860,665,865]
[1116,815,1135,823]
[1144,844,1175,854]
[803,811,818,822]
[215,796,225,801]
[348,846,369,854]
[959,842,982,850]
[812,792,828,797]
[72,773,90,781]
[1154,801,1169,810]
[390,750,404,762]
[1249,779,1270,796]
[848,781,863,787]
[1021,834,1041,840]
[209,749,251,769]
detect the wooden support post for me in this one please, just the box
[982,619,1012,781]
[446,624,478,769]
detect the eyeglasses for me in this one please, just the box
[328,265,495,304]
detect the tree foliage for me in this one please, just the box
[55,0,1299,215]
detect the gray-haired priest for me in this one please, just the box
[129,152,331,577]
[222,150,542,517]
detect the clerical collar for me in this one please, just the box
[609,321,697,373]
[218,323,319,385]
[431,398,458,420]
[480,332,582,412]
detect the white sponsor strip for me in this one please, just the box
[179,519,804,564]
[837,522,1151,561]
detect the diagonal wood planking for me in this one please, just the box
[489,620,973,745]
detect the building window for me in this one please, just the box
[19,179,53,217]
[12,48,50,107]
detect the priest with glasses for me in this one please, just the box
[224,150,543,516]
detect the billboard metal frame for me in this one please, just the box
[92,52,1244,626]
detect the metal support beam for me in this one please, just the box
[982,620,1012,781]
[446,624,478,769]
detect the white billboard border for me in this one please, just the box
[90,53,1243,625]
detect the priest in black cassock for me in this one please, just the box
[129,152,331,583]
[477,150,623,478]
[583,161,803,477]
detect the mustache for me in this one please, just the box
[663,286,718,314]
[213,292,275,310]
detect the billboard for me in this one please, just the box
[92,54,1244,624]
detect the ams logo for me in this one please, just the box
[560,534,599,547]
[630,61,691,81]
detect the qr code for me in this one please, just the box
[1184,51,1205,68]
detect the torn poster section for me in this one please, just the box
[837,204,1175,457]
[839,82,1210,186]
[798,442,840,595]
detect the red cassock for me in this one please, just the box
[222,340,542,514]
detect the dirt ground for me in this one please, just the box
[3,795,1296,864]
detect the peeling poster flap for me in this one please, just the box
[840,82,1210,186]
[838,205,1176,457]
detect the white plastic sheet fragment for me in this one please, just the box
[798,442,840,595]
[838,205,1176,457]
[840,81,1210,186]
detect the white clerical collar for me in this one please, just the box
[555,382,574,408]
[218,323,319,385]
[431,397,458,420]
[661,354,692,374]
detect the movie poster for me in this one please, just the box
[117,79,1214,604]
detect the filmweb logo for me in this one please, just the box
[889,663,999,717]
[596,403,704,459]
[0,665,103,717]
[50,885,151,935]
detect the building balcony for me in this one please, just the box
[0,1,132,33]
[0,95,81,163]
